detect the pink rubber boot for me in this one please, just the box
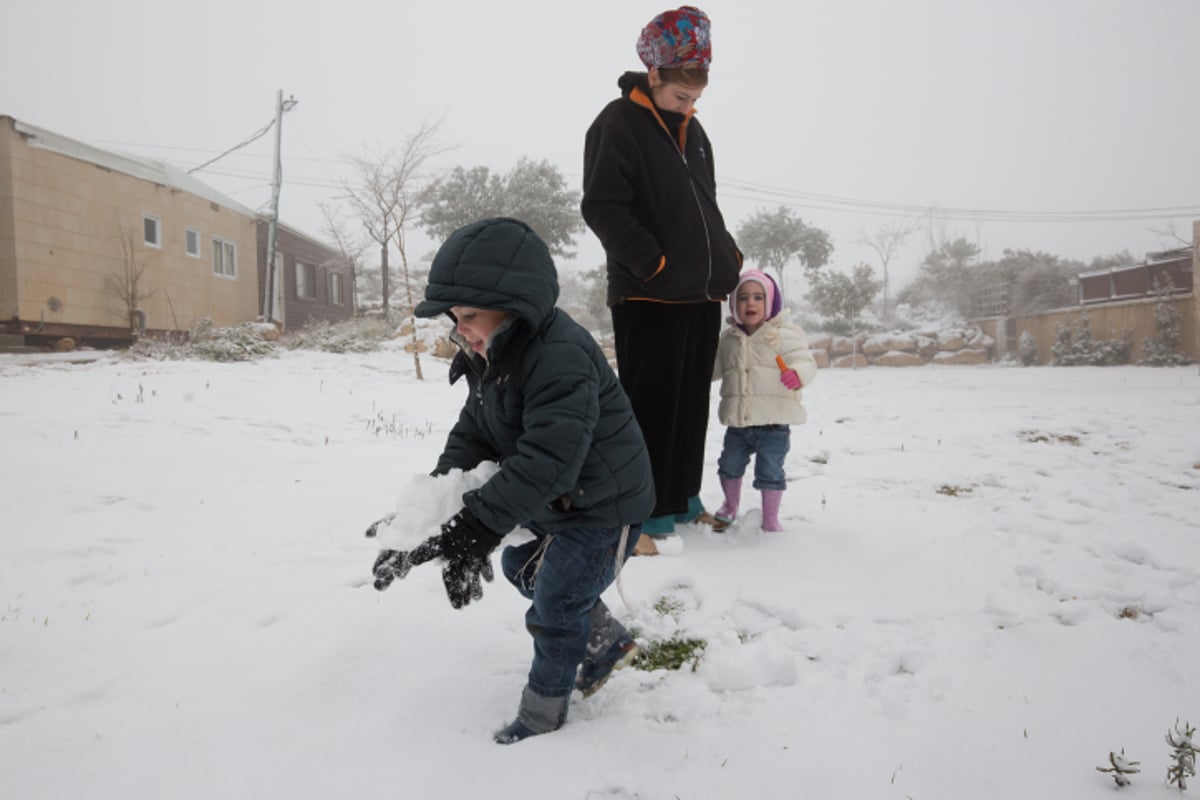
[761,490,785,532]
[714,478,742,529]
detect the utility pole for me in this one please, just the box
[263,90,298,323]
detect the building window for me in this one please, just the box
[329,272,344,306]
[212,238,237,277]
[143,214,161,248]
[185,227,201,258]
[296,262,316,300]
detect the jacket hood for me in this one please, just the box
[617,71,650,98]
[414,217,559,329]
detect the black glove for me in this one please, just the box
[372,535,444,591]
[437,508,502,609]
[372,548,411,590]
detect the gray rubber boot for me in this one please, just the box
[494,685,569,745]
[585,600,627,657]
[577,600,638,697]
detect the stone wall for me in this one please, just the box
[592,325,998,369]
[810,327,995,368]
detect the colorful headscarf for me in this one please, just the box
[636,6,712,70]
[729,269,783,327]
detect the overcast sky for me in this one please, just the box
[4,0,1198,289]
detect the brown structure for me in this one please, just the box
[1078,248,1193,304]
[255,218,354,332]
[0,116,260,346]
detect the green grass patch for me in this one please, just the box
[632,636,707,673]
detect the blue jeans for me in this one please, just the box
[500,524,640,697]
[717,424,790,490]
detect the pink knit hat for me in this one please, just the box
[729,269,782,326]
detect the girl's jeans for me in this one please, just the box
[717,424,791,490]
[500,523,639,698]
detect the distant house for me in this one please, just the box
[255,217,354,332]
[1077,247,1194,305]
[0,115,260,346]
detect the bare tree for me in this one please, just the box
[1148,221,1194,250]
[104,223,157,336]
[319,201,368,311]
[339,119,452,380]
[856,217,920,320]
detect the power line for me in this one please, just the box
[195,165,342,190]
[186,118,279,175]
[718,177,1200,223]
[92,131,1200,224]
[282,117,350,193]
[92,138,332,163]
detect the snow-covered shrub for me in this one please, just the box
[128,318,276,362]
[1051,313,1132,366]
[1018,331,1038,366]
[185,319,277,362]
[1167,718,1196,790]
[890,300,962,332]
[1139,293,1191,367]
[281,317,397,353]
[816,317,857,337]
[1096,749,1140,787]
[406,315,456,357]
[125,332,188,360]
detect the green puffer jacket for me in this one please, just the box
[414,217,655,534]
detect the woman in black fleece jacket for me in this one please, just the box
[582,5,741,545]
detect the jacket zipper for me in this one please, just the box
[635,88,717,300]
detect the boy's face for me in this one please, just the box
[450,306,511,356]
[735,281,768,334]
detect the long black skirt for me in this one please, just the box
[610,300,721,518]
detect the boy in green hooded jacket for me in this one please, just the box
[372,217,654,744]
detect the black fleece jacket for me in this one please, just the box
[582,71,741,306]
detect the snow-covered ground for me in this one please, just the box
[2,346,1198,799]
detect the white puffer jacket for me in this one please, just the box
[714,317,818,428]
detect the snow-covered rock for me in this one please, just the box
[932,348,990,365]
[862,334,916,355]
[871,350,925,367]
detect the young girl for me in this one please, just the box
[712,269,817,531]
